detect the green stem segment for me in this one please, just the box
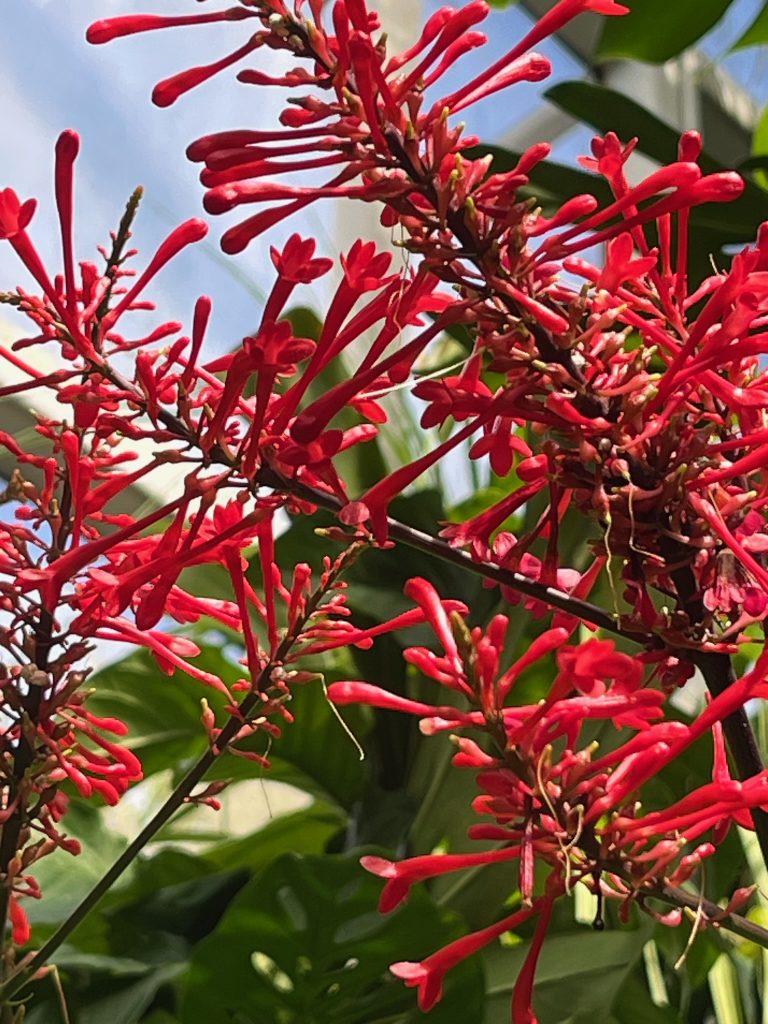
[0,689,259,1008]
[0,546,354,1008]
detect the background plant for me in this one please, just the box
[0,2,767,1022]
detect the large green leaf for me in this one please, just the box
[102,863,250,955]
[482,921,652,1024]
[180,851,484,1024]
[26,801,128,928]
[199,673,372,810]
[26,813,345,1020]
[596,0,735,62]
[170,804,346,873]
[25,962,184,1024]
[611,965,683,1023]
[88,637,369,809]
[86,645,237,780]
[542,80,768,279]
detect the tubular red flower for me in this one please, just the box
[361,846,521,912]
[87,9,254,44]
[102,219,207,328]
[512,892,555,1024]
[154,34,264,108]
[391,902,540,1012]
[54,130,79,312]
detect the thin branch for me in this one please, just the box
[0,548,354,1008]
[257,467,656,646]
[646,880,768,950]
[275,471,768,873]
[94,359,653,645]
[0,734,230,1007]
[0,470,75,988]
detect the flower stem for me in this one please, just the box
[257,466,655,645]
[0,549,354,1009]
[649,880,768,950]
[0,700,247,1007]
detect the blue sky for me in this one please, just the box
[0,0,765,354]
[0,1,585,353]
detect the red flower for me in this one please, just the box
[390,902,541,1012]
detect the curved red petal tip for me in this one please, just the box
[220,226,249,255]
[185,218,209,244]
[18,197,38,233]
[85,20,115,44]
[152,81,179,109]
[390,962,425,982]
[203,187,236,215]
[360,855,396,878]
[0,188,35,240]
[56,129,80,161]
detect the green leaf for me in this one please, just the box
[750,105,768,192]
[88,639,368,808]
[77,963,185,1024]
[544,82,714,171]
[731,1,768,49]
[709,954,745,1024]
[738,154,768,175]
[192,804,346,873]
[87,646,236,780]
[24,959,184,1024]
[180,851,484,1024]
[26,801,128,927]
[103,863,251,953]
[543,80,768,280]
[482,922,652,1024]
[611,965,683,1023]
[596,0,735,63]
[260,676,371,809]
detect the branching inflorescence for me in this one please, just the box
[0,0,767,1019]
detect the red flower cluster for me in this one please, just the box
[0,0,764,1020]
[0,134,436,941]
[330,579,768,1018]
[86,0,768,658]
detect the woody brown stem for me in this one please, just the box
[646,880,768,949]
[94,358,655,646]
[665,552,768,870]
[257,466,654,645]
[0,467,74,992]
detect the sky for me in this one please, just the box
[0,1,584,351]
[0,1,765,352]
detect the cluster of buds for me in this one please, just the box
[330,579,768,1017]
[88,0,768,650]
[0,0,763,1020]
